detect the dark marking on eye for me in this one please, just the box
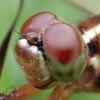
[55,71,63,77]
[67,69,74,77]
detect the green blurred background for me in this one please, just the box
[0,0,100,100]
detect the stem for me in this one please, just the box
[0,0,24,76]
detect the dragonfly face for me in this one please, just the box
[15,12,88,89]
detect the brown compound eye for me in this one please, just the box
[20,12,57,44]
[43,22,87,82]
[43,22,82,63]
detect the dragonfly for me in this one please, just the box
[0,0,100,100]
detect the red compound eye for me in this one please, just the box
[43,22,81,64]
[21,12,57,34]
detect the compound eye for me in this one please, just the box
[43,22,87,82]
[43,22,81,63]
[20,12,57,44]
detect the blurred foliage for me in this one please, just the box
[0,0,100,100]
